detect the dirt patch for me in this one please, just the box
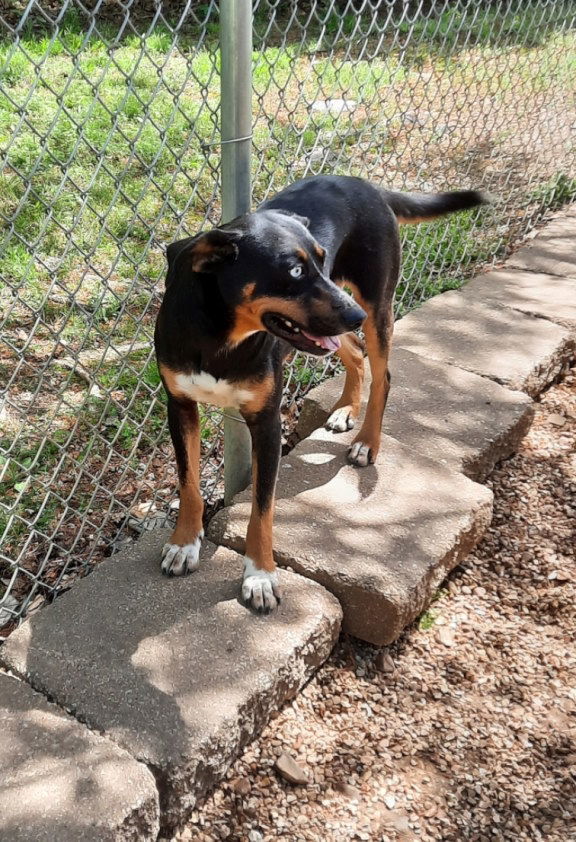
[182,367,576,842]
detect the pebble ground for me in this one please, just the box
[178,368,575,842]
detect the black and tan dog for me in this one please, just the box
[155,175,489,612]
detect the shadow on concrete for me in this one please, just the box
[298,345,534,482]
[209,425,491,647]
[509,226,576,276]
[392,290,574,399]
[0,672,157,841]
[0,531,339,835]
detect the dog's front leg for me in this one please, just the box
[161,396,204,576]
[241,408,282,614]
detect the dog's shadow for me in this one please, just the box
[253,428,380,505]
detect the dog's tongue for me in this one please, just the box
[301,331,342,352]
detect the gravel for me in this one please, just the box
[176,368,575,842]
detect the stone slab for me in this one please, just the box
[208,430,493,646]
[0,534,341,833]
[296,347,534,482]
[508,212,576,277]
[393,291,574,397]
[0,672,159,842]
[459,268,576,333]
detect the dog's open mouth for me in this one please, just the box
[262,312,342,355]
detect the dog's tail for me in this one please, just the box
[382,189,493,224]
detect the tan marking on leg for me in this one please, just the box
[244,457,276,574]
[159,363,189,403]
[240,373,276,416]
[332,332,365,415]
[245,506,275,573]
[171,403,203,546]
[341,283,393,465]
[354,310,392,463]
[354,321,390,462]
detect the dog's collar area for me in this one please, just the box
[262,312,342,355]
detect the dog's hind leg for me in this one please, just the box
[325,332,365,433]
[347,300,394,467]
[161,396,204,575]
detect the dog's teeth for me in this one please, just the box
[284,319,292,328]
[315,341,321,347]
[293,327,300,333]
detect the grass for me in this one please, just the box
[0,345,221,551]
[418,609,438,631]
[396,3,573,52]
[1,1,575,615]
[396,209,502,316]
[0,429,70,547]
[1,6,574,307]
[417,587,449,630]
[530,172,576,210]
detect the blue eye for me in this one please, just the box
[289,264,303,279]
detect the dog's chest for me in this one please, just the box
[174,371,254,408]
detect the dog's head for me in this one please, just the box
[166,210,366,355]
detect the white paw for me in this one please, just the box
[348,441,372,467]
[242,557,281,614]
[326,406,357,432]
[161,531,204,576]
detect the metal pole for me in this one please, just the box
[220,0,253,505]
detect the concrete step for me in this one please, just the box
[508,211,576,277]
[208,430,493,646]
[393,291,574,397]
[0,533,341,835]
[296,347,534,482]
[0,672,159,841]
[457,268,576,334]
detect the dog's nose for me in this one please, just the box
[344,305,367,331]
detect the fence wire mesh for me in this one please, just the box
[1,0,575,633]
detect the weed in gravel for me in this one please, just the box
[418,609,438,631]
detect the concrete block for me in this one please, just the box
[296,347,534,481]
[508,213,576,277]
[1,534,341,833]
[459,268,576,333]
[208,430,493,646]
[393,291,574,397]
[0,673,159,842]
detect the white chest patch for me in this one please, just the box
[174,371,254,409]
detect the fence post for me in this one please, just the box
[220,0,253,505]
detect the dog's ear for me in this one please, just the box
[272,208,311,228]
[167,229,243,274]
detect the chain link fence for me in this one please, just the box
[1,0,575,633]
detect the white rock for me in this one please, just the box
[311,98,357,115]
[274,752,309,785]
[0,595,19,626]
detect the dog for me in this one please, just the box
[154,175,489,612]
